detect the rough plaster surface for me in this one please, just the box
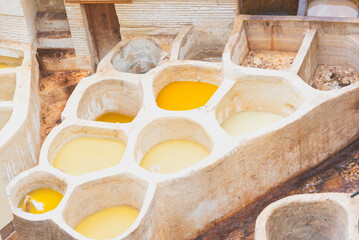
[7,16,359,240]
[112,39,162,74]
[0,40,41,185]
[0,177,13,230]
[170,23,233,62]
[0,0,37,44]
[255,193,359,240]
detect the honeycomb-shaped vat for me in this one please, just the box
[97,37,172,76]
[255,193,359,240]
[0,40,40,185]
[8,16,359,240]
[170,23,233,62]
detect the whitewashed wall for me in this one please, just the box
[115,0,236,31]
[0,0,37,44]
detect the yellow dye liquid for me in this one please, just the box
[75,206,139,240]
[53,137,126,175]
[96,112,134,123]
[221,111,285,137]
[0,63,13,69]
[18,188,63,214]
[140,140,210,174]
[156,81,218,111]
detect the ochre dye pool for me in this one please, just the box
[140,139,210,174]
[96,112,135,123]
[156,81,218,111]
[53,137,126,175]
[221,111,285,137]
[75,206,139,240]
[18,188,63,214]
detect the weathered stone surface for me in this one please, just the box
[0,41,41,185]
[7,15,359,240]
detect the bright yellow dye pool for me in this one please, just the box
[53,137,126,175]
[140,139,210,174]
[0,63,13,69]
[18,188,63,214]
[221,110,285,137]
[75,206,139,240]
[156,81,218,111]
[96,112,135,123]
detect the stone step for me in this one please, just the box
[36,11,70,32]
[37,31,74,49]
[37,48,92,72]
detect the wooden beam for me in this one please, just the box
[65,0,132,4]
[83,3,122,61]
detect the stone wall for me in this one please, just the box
[0,0,37,44]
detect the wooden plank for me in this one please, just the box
[84,3,121,61]
[66,0,131,3]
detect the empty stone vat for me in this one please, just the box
[171,24,232,62]
[0,41,40,185]
[255,193,359,240]
[97,38,163,75]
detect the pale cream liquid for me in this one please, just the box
[75,206,139,240]
[307,0,359,17]
[140,140,210,174]
[53,137,126,175]
[221,111,285,137]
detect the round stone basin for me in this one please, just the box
[112,39,162,74]
[265,201,348,240]
[135,117,213,174]
[216,76,304,137]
